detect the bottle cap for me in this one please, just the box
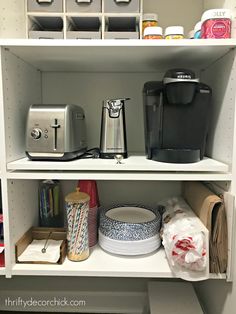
[165,26,184,37]
[194,21,202,33]
[65,187,90,203]
[201,9,232,23]
[143,13,158,21]
[144,26,163,37]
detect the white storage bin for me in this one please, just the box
[104,0,140,13]
[27,0,63,13]
[67,31,101,39]
[104,31,139,39]
[104,16,139,39]
[67,16,102,39]
[28,16,64,39]
[66,0,102,13]
[29,31,64,39]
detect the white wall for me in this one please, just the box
[144,0,204,34]
[42,72,164,153]
[0,0,26,38]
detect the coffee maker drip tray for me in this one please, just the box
[151,149,200,164]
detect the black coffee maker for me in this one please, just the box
[143,69,212,163]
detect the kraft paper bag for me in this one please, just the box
[183,182,228,274]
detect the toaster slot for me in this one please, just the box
[51,118,61,151]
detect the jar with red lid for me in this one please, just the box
[201,9,231,39]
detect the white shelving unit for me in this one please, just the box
[0,39,234,283]
[0,1,236,314]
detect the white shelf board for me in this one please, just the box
[7,155,229,173]
[11,246,226,279]
[27,12,64,17]
[12,246,171,277]
[6,171,232,181]
[1,39,236,72]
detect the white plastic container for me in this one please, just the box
[165,26,184,39]
[143,26,163,39]
[194,21,202,39]
[201,9,232,39]
[188,30,195,39]
[142,13,158,34]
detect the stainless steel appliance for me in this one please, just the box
[100,98,130,159]
[143,69,212,163]
[26,104,87,161]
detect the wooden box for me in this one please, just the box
[15,227,67,264]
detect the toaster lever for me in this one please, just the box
[51,119,61,151]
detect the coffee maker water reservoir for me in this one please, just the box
[143,69,212,163]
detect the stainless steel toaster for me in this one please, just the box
[26,104,87,161]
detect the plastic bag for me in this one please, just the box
[161,197,209,281]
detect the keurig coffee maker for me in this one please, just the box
[143,69,212,163]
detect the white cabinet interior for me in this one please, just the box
[0,0,236,313]
[0,39,235,280]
